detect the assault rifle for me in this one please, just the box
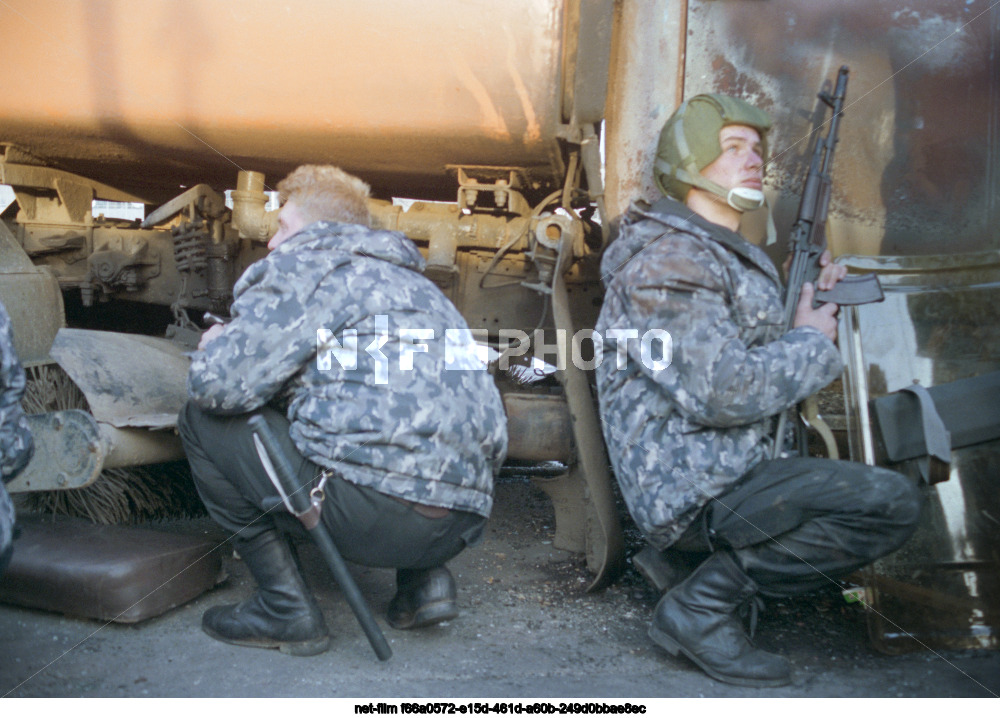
[773,66,884,459]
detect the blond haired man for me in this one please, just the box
[179,165,508,656]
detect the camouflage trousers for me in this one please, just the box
[178,402,485,570]
[671,457,923,597]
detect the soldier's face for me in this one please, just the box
[700,125,764,194]
[268,200,310,251]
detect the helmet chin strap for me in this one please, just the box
[728,187,777,246]
[654,157,777,245]
[727,187,775,245]
[694,176,777,246]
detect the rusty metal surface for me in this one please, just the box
[49,329,189,429]
[561,0,615,126]
[551,238,624,590]
[530,473,587,554]
[0,0,573,203]
[840,252,1000,652]
[98,424,184,470]
[369,197,602,332]
[6,410,103,493]
[683,0,999,258]
[0,220,64,365]
[604,0,686,218]
[502,392,572,462]
[0,158,148,205]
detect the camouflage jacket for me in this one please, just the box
[595,198,842,549]
[188,222,508,518]
[0,300,34,483]
[2,300,34,568]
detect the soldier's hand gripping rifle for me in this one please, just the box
[772,66,884,460]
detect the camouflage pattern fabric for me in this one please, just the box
[1,300,34,570]
[595,198,842,550]
[0,301,33,483]
[188,221,508,518]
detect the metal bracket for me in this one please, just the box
[142,184,227,229]
[448,166,532,216]
[0,157,148,227]
[6,410,104,493]
[88,240,161,290]
[549,232,624,591]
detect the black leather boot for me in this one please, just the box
[632,545,706,594]
[387,566,458,629]
[202,530,330,656]
[649,550,791,687]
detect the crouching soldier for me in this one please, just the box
[179,165,508,656]
[595,95,922,686]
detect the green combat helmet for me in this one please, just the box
[654,94,772,213]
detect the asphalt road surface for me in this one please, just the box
[1,476,998,699]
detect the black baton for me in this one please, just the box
[248,415,392,661]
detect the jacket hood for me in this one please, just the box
[600,197,695,288]
[600,197,775,288]
[278,220,427,273]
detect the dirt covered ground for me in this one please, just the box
[1,475,998,699]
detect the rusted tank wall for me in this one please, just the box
[0,0,571,202]
[603,0,686,220]
[683,0,1000,257]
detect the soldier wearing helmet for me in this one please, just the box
[594,95,922,687]
[655,93,773,216]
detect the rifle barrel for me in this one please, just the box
[773,66,850,460]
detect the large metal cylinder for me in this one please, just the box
[0,0,578,203]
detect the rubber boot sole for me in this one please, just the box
[648,623,791,688]
[202,623,331,657]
